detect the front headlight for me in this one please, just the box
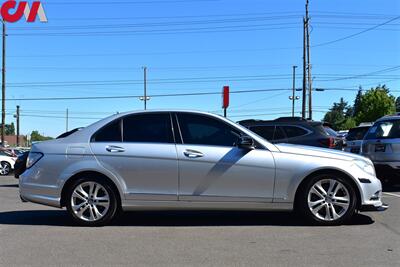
[26,152,43,169]
[354,160,376,176]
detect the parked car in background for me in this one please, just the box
[322,123,345,150]
[0,150,16,176]
[19,110,386,226]
[361,115,400,184]
[344,123,372,154]
[239,117,341,149]
[14,151,29,179]
[337,130,349,139]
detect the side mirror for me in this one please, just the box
[237,136,255,150]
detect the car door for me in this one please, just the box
[90,112,179,201]
[175,112,275,202]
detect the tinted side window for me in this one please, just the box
[346,127,369,141]
[282,126,308,138]
[250,126,274,140]
[93,119,122,142]
[177,113,240,147]
[123,113,173,143]
[274,126,286,140]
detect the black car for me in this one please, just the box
[14,151,29,179]
[238,117,341,149]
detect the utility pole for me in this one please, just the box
[1,21,5,146]
[66,108,69,132]
[292,66,297,117]
[302,15,307,119]
[306,0,312,120]
[143,66,147,110]
[302,0,312,120]
[16,105,19,146]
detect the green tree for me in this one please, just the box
[323,98,353,130]
[4,123,15,135]
[342,117,357,130]
[353,87,363,117]
[31,131,53,142]
[355,86,395,124]
[395,96,400,112]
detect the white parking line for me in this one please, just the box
[383,192,400,198]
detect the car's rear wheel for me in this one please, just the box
[66,178,118,226]
[298,173,357,225]
[0,161,11,176]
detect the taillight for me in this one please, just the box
[319,137,335,148]
[328,137,335,148]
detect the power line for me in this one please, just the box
[5,88,293,101]
[7,46,299,58]
[317,66,400,82]
[47,11,400,22]
[42,0,219,5]
[9,17,301,31]
[6,87,400,102]
[313,16,400,47]
[9,25,299,37]
[6,72,400,88]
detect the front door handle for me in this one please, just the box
[106,145,125,153]
[183,149,204,158]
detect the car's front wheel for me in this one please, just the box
[298,173,357,225]
[66,178,119,226]
[0,161,11,176]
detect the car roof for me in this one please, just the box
[238,119,323,127]
[376,114,400,122]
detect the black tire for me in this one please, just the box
[66,177,119,226]
[0,161,11,176]
[296,173,358,226]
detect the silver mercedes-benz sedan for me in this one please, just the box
[20,110,387,226]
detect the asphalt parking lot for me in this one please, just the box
[0,175,399,266]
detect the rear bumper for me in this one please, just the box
[19,166,62,208]
[360,203,389,212]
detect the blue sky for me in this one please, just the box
[5,0,400,137]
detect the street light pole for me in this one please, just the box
[292,66,297,117]
[143,66,147,110]
[16,105,19,146]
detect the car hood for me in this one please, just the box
[274,143,369,162]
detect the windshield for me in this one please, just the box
[365,120,400,140]
[324,127,338,137]
[346,126,370,141]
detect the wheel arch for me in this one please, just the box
[293,168,362,209]
[1,159,13,167]
[60,171,122,208]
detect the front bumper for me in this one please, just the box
[360,203,389,212]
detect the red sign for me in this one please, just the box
[222,86,229,109]
[1,1,47,23]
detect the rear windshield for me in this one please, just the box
[365,120,400,140]
[346,127,370,141]
[56,128,83,139]
[324,127,338,137]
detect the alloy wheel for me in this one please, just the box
[0,162,10,175]
[70,181,110,222]
[307,179,350,222]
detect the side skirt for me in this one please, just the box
[122,200,293,211]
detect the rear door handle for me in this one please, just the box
[106,145,125,153]
[183,149,204,158]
